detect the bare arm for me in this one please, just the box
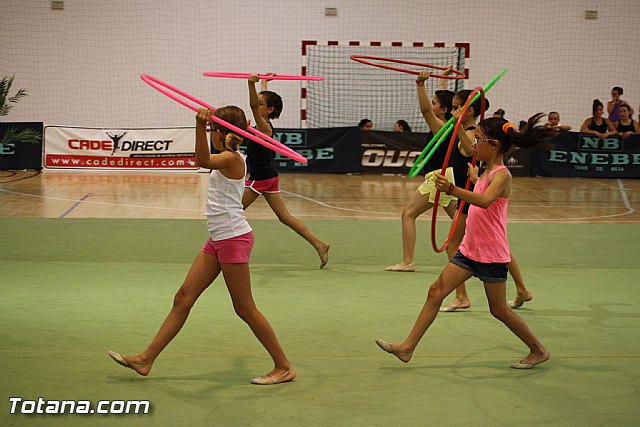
[248,74,272,136]
[467,162,479,184]
[416,71,444,132]
[451,107,475,157]
[261,72,275,92]
[439,66,453,91]
[194,108,238,170]
[580,118,597,135]
[435,168,510,209]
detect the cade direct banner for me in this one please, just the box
[44,126,197,170]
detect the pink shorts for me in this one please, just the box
[245,177,280,195]
[201,231,254,264]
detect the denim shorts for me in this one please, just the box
[451,251,508,282]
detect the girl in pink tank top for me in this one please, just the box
[375,113,558,370]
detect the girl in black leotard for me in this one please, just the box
[580,99,616,138]
[244,74,330,269]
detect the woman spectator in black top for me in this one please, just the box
[580,99,616,138]
[614,102,640,138]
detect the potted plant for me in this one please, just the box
[0,75,41,146]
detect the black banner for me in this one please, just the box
[272,127,362,173]
[0,122,43,170]
[504,148,530,177]
[530,132,640,178]
[361,130,432,174]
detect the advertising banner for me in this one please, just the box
[529,132,640,178]
[44,126,197,170]
[361,130,432,174]
[272,127,362,173]
[0,122,43,170]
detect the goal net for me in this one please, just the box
[303,42,465,132]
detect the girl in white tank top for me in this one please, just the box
[108,106,295,385]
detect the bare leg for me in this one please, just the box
[440,212,470,311]
[264,192,330,268]
[242,187,260,210]
[376,263,472,362]
[507,253,533,309]
[222,263,293,380]
[386,189,433,271]
[483,281,549,368]
[113,251,221,376]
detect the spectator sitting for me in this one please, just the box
[493,108,505,119]
[580,99,616,138]
[545,111,572,131]
[358,119,373,130]
[614,102,640,139]
[393,120,411,132]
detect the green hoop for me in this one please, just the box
[408,68,509,178]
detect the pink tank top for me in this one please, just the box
[459,165,511,263]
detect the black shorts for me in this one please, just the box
[451,251,508,282]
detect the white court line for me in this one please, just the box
[511,179,636,222]
[1,185,637,222]
[281,187,638,222]
[617,178,635,211]
[280,190,393,215]
[0,188,202,213]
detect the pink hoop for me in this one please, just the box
[203,72,324,81]
[350,55,465,79]
[140,74,307,164]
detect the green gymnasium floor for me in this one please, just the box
[1,218,638,426]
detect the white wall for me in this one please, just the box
[2,0,639,130]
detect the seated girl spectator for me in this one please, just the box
[393,120,411,132]
[358,119,373,130]
[545,111,572,131]
[614,102,640,138]
[580,99,616,138]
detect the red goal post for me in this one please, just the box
[300,40,470,130]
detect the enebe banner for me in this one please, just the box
[44,126,197,170]
[272,127,362,173]
[529,132,640,178]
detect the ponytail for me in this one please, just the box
[223,132,243,151]
[479,113,557,154]
[212,105,247,152]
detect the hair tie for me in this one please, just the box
[502,122,515,134]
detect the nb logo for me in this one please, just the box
[273,131,306,147]
[579,136,622,152]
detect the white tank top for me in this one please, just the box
[205,154,252,241]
